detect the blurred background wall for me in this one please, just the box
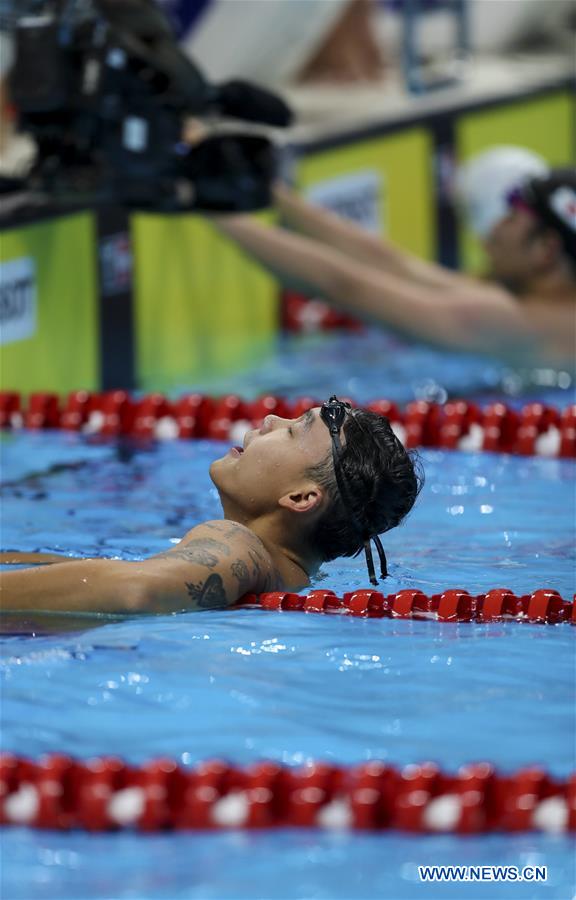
[174,0,575,83]
[1,0,574,395]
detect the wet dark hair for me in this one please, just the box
[306,409,424,563]
[520,169,576,277]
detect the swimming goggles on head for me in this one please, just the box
[319,395,388,585]
[506,186,536,216]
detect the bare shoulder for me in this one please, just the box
[196,520,281,593]
[524,296,576,331]
[180,519,270,557]
[440,280,530,342]
[152,520,281,595]
[454,287,575,365]
[444,278,521,310]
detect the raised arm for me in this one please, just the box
[213,214,534,356]
[273,183,469,291]
[0,521,279,615]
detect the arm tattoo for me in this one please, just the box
[231,558,251,593]
[247,548,279,591]
[157,546,218,568]
[248,549,262,579]
[203,521,248,538]
[154,538,230,567]
[185,573,228,609]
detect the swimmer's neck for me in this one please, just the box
[220,507,318,590]
[499,266,576,303]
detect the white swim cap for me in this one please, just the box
[455,146,549,237]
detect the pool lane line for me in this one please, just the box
[1,391,575,458]
[236,587,575,624]
[1,756,573,833]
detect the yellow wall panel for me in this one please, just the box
[0,213,99,395]
[296,128,436,261]
[131,213,279,392]
[458,92,573,166]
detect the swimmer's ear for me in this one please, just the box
[278,484,324,514]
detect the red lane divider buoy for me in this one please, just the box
[1,391,575,458]
[0,755,572,833]
[282,291,364,333]
[23,393,61,430]
[0,391,22,429]
[238,588,574,625]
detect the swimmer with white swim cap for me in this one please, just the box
[455,146,549,240]
[213,149,576,369]
[0,400,422,616]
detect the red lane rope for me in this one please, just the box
[239,588,575,625]
[1,391,575,457]
[1,755,573,833]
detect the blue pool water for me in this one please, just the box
[1,333,575,900]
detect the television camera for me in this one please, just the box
[4,0,293,211]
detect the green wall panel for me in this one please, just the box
[296,128,436,261]
[0,212,99,395]
[131,213,279,392]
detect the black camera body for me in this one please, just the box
[7,0,292,212]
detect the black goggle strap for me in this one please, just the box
[362,536,387,586]
[331,444,361,531]
[331,443,388,585]
[363,541,377,586]
[323,397,389,585]
[373,534,388,580]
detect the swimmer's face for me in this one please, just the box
[484,207,555,288]
[210,408,332,516]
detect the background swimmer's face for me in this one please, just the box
[210,409,333,516]
[483,207,555,289]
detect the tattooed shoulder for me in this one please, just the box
[203,520,258,542]
[154,537,230,565]
[185,573,228,609]
[230,558,251,593]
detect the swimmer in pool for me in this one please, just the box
[0,398,422,615]
[212,169,576,369]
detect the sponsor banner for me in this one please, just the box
[306,171,383,235]
[0,211,99,394]
[0,257,36,345]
